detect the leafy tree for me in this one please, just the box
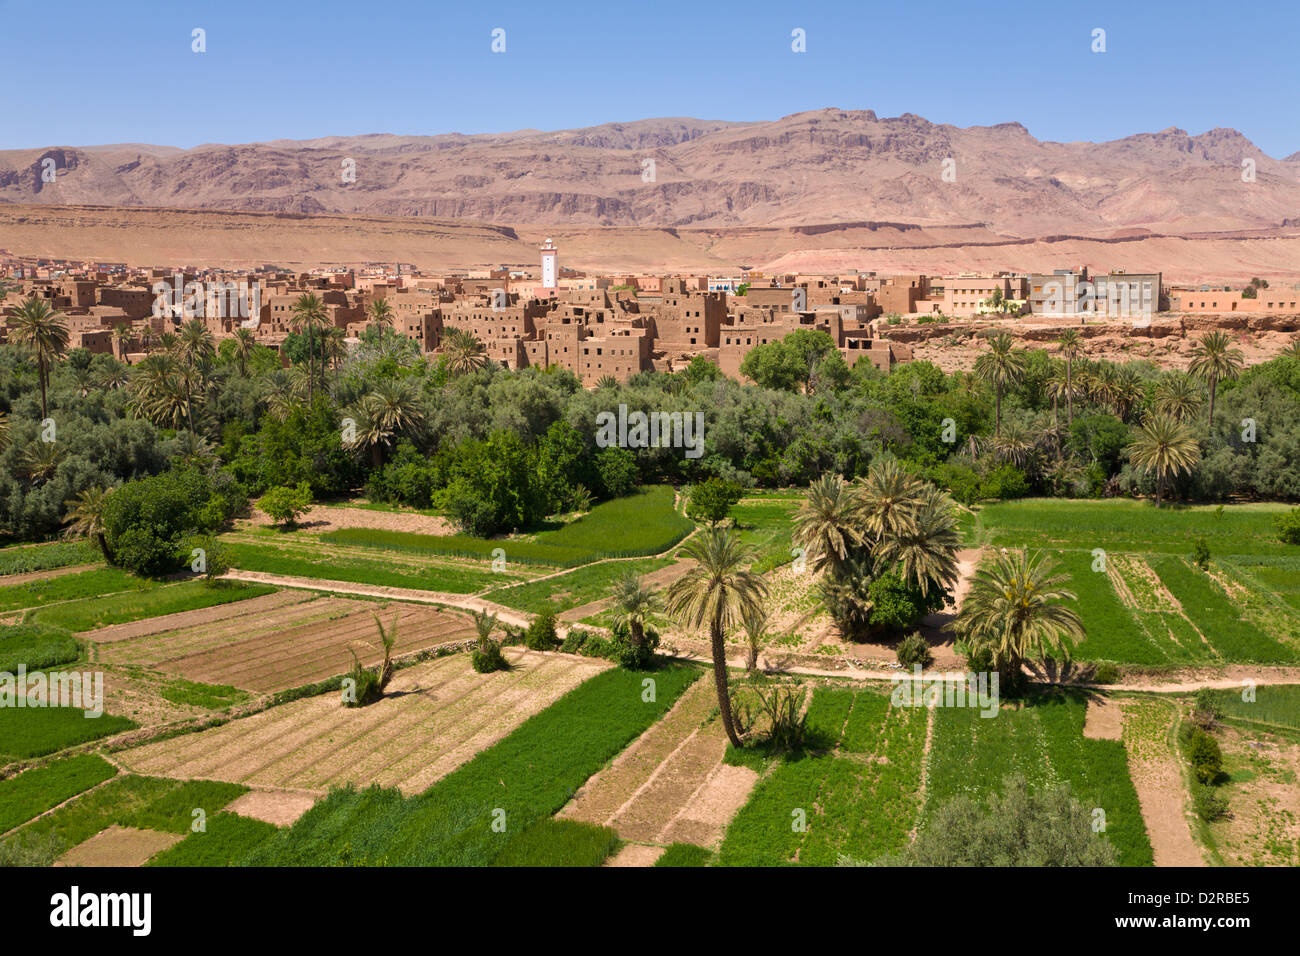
[686,477,744,527]
[258,481,314,529]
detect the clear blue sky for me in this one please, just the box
[3,0,1297,156]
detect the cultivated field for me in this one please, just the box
[117,649,610,794]
[94,597,478,693]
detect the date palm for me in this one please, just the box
[98,361,130,391]
[0,412,9,451]
[850,458,925,544]
[1152,372,1202,423]
[289,292,330,403]
[232,327,256,377]
[1056,329,1083,427]
[442,328,488,376]
[110,323,132,360]
[1188,331,1244,428]
[664,528,768,748]
[792,473,860,575]
[1110,365,1145,422]
[366,296,394,331]
[1128,413,1200,508]
[8,296,69,419]
[21,440,65,483]
[611,570,659,651]
[63,485,114,563]
[953,548,1084,688]
[1281,339,1300,361]
[874,486,960,597]
[992,422,1034,470]
[973,331,1026,436]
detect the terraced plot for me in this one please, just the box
[118,649,609,794]
[87,589,314,644]
[717,688,928,866]
[99,601,478,693]
[560,678,757,848]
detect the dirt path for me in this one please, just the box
[1082,696,1124,740]
[244,502,455,536]
[1120,700,1205,867]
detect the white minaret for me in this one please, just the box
[540,238,557,291]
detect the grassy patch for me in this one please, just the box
[1207,684,1300,732]
[1151,557,1296,662]
[157,678,249,710]
[0,540,100,576]
[241,664,701,866]
[223,540,506,593]
[0,567,150,613]
[146,811,278,867]
[0,623,82,672]
[0,754,117,834]
[925,691,1152,866]
[490,818,619,867]
[654,842,714,867]
[320,486,693,568]
[487,557,671,614]
[27,580,275,633]
[0,707,138,762]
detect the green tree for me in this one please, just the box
[1188,330,1244,428]
[258,481,314,529]
[8,297,69,419]
[974,331,1027,436]
[686,477,744,527]
[1128,413,1200,508]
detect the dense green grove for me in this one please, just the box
[1,309,1297,570]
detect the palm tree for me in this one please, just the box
[1188,331,1244,428]
[1057,329,1083,427]
[953,549,1084,688]
[98,361,130,391]
[875,485,960,597]
[21,440,65,483]
[232,327,256,377]
[442,328,489,376]
[611,570,659,651]
[110,323,132,361]
[664,528,768,747]
[850,458,924,543]
[791,473,860,575]
[1128,413,1201,508]
[323,326,348,371]
[1110,365,1145,422]
[69,366,95,398]
[1281,339,1300,361]
[7,297,69,418]
[0,412,9,451]
[740,604,768,673]
[992,422,1034,470]
[289,292,330,403]
[63,485,114,563]
[1152,372,1202,423]
[973,331,1026,436]
[366,297,394,331]
[346,379,424,467]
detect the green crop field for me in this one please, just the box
[924,692,1152,866]
[27,580,276,633]
[0,754,117,835]
[972,500,1300,665]
[319,486,693,568]
[0,567,152,613]
[0,623,82,673]
[731,498,799,573]
[0,707,139,763]
[486,557,671,613]
[0,541,100,576]
[718,687,927,866]
[1207,684,1300,732]
[222,540,510,593]
[241,664,701,866]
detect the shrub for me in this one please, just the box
[258,481,313,529]
[686,477,744,527]
[753,684,807,752]
[896,633,933,668]
[1276,508,1300,545]
[1192,783,1230,822]
[610,620,659,670]
[524,605,559,651]
[1191,538,1211,570]
[559,628,589,654]
[1190,688,1220,730]
[471,638,509,674]
[1090,661,1121,685]
[1182,725,1224,784]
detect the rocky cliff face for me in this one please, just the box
[3,109,1297,235]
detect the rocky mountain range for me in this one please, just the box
[3,110,1298,238]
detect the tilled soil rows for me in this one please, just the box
[86,589,313,643]
[117,649,608,795]
[152,604,478,693]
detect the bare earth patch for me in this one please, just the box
[117,649,608,795]
[605,844,665,867]
[1120,701,1205,867]
[86,589,312,643]
[225,790,318,827]
[1082,695,1124,740]
[1209,725,1300,867]
[659,763,759,846]
[245,503,454,536]
[55,826,182,867]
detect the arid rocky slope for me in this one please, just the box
[4,110,1299,237]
